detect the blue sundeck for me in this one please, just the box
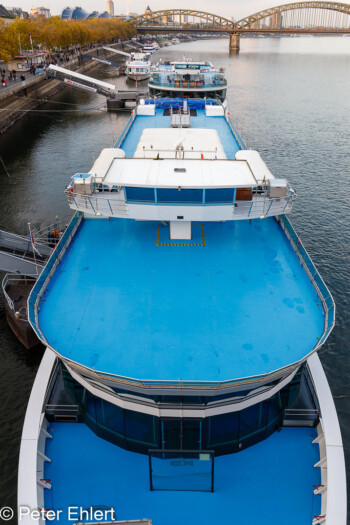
[38,217,324,381]
[43,422,321,525]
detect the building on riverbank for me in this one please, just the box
[106,0,114,16]
[7,51,49,72]
[30,7,51,18]
[61,6,111,19]
[0,4,14,24]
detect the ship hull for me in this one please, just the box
[127,73,151,81]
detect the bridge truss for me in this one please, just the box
[131,2,350,33]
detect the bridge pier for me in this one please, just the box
[229,32,240,53]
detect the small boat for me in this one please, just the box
[142,44,155,54]
[126,52,152,81]
[172,38,181,45]
[2,274,40,348]
[0,222,63,348]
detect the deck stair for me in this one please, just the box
[282,408,319,427]
[45,404,79,422]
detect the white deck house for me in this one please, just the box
[68,103,295,240]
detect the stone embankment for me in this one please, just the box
[0,45,124,134]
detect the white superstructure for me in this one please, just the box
[67,101,295,232]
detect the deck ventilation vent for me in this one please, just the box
[174,168,186,173]
[170,113,191,128]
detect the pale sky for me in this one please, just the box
[8,0,279,20]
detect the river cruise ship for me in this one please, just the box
[149,60,227,99]
[18,98,346,525]
[125,52,152,81]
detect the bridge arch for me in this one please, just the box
[130,3,350,52]
[130,9,235,31]
[235,1,350,29]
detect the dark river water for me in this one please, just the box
[0,36,349,520]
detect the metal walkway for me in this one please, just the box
[0,229,52,275]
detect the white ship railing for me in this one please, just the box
[69,193,129,217]
[115,109,137,149]
[149,80,227,88]
[28,211,83,344]
[67,189,295,220]
[278,215,335,349]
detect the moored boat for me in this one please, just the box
[18,98,346,525]
[142,44,155,54]
[2,274,39,349]
[149,59,227,99]
[126,52,152,81]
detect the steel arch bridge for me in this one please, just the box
[235,1,350,29]
[130,3,350,50]
[131,9,235,31]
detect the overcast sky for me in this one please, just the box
[10,0,278,19]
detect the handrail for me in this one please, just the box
[28,211,83,343]
[115,110,136,149]
[45,404,79,413]
[68,189,295,215]
[225,112,247,150]
[2,274,37,314]
[2,274,15,311]
[278,214,335,349]
[149,80,227,88]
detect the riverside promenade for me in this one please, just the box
[0,44,125,134]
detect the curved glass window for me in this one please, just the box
[59,364,316,456]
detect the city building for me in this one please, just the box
[0,4,14,23]
[61,6,111,19]
[5,6,29,18]
[144,4,151,18]
[30,6,50,17]
[106,0,114,16]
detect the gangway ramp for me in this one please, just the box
[0,230,51,275]
[80,53,121,70]
[46,64,117,98]
[46,65,145,111]
[103,46,132,58]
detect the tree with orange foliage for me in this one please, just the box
[0,17,136,61]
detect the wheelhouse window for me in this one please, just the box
[205,188,234,204]
[157,188,203,204]
[125,187,155,203]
